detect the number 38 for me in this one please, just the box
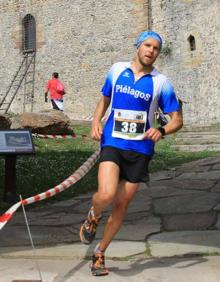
[121,122,137,133]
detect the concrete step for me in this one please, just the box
[177,132,220,138]
[173,125,220,151]
[180,126,220,133]
[174,136,220,145]
[172,144,220,152]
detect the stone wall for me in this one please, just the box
[151,0,220,125]
[0,0,220,125]
[0,0,148,120]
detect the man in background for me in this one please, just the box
[45,72,65,111]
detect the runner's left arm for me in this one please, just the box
[144,111,183,142]
[144,77,183,142]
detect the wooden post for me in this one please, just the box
[0,129,35,202]
[3,155,17,202]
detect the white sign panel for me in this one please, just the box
[0,130,34,154]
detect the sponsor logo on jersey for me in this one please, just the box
[122,71,130,78]
[115,84,151,101]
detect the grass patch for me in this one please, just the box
[151,134,220,172]
[212,123,220,129]
[0,123,98,212]
[0,123,220,213]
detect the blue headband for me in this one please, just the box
[136,31,163,49]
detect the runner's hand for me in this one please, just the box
[143,127,163,142]
[91,121,103,141]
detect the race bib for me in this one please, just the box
[112,109,147,140]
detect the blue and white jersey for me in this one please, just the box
[101,62,180,157]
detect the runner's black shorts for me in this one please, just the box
[99,146,150,183]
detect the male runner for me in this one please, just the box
[79,31,183,276]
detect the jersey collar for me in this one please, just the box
[127,62,159,76]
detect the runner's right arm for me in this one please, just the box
[91,96,110,141]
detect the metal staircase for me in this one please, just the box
[0,52,36,114]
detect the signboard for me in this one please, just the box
[0,130,35,154]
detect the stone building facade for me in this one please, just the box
[0,0,219,125]
[152,0,220,125]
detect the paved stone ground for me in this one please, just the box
[1,256,220,282]
[1,157,220,281]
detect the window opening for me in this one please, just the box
[22,14,36,53]
[188,35,196,51]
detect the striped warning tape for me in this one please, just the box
[32,133,89,139]
[73,115,107,122]
[0,149,100,231]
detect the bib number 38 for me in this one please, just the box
[121,122,137,133]
[112,109,147,140]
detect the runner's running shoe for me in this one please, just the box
[91,253,109,276]
[79,207,101,244]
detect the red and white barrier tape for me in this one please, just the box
[32,133,89,139]
[0,149,100,231]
